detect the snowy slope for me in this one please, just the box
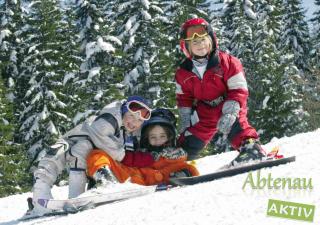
[1,129,320,225]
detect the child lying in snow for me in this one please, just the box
[86,108,199,186]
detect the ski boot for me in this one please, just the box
[231,138,266,166]
[170,169,192,178]
[93,166,119,187]
[29,179,54,216]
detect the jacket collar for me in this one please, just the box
[180,51,220,72]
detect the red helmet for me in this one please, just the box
[179,18,217,59]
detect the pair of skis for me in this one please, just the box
[20,185,163,221]
[19,150,295,221]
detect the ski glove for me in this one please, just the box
[217,100,240,135]
[178,107,192,133]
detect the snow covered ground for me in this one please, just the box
[1,129,320,225]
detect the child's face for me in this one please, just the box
[189,36,211,57]
[148,125,169,147]
[123,111,144,132]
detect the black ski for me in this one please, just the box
[169,156,296,186]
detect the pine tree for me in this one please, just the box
[310,0,320,69]
[73,0,123,119]
[0,77,32,197]
[304,0,320,130]
[220,0,256,63]
[104,0,166,104]
[249,0,308,141]
[248,0,284,110]
[57,2,85,126]
[208,0,227,51]
[0,0,22,105]
[0,0,19,78]
[17,0,75,162]
[0,0,32,197]
[280,0,311,70]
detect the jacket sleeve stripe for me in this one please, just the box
[227,72,248,90]
[94,113,120,137]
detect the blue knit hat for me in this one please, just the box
[121,95,151,116]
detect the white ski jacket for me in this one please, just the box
[34,100,133,186]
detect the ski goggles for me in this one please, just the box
[127,100,151,121]
[183,25,208,41]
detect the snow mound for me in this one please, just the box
[1,129,320,225]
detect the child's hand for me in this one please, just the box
[217,100,240,135]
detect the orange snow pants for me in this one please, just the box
[87,149,199,185]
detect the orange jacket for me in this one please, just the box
[87,149,199,186]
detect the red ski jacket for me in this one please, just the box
[175,50,249,109]
[175,50,258,147]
